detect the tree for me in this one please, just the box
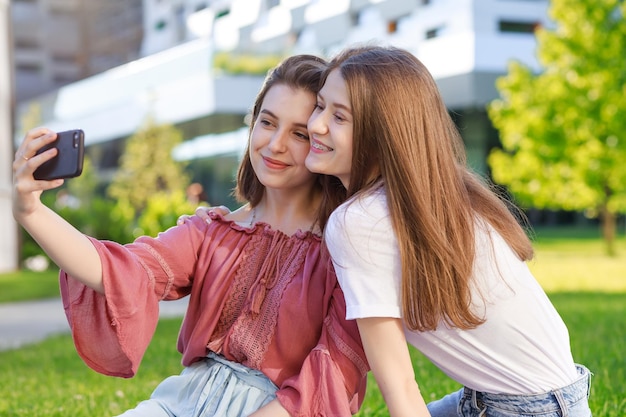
[488,0,626,255]
[108,117,190,223]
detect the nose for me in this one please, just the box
[307,109,327,135]
[267,128,288,153]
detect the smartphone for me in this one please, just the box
[33,129,85,180]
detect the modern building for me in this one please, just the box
[5,0,551,270]
[15,0,550,170]
[11,0,143,102]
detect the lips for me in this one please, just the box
[311,139,334,152]
[262,156,289,169]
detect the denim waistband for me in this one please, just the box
[205,351,278,393]
[463,364,592,415]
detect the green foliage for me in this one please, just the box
[56,157,134,243]
[135,190,196,238]
[213,51,283,75]
[108,118,190,220]
[488,0,626,251]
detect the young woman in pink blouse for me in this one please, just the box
[12,55,368,417]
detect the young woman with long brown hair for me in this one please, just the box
[305,45,592,417]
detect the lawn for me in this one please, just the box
[0,226,624,416]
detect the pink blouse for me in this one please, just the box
[59,213,369,416]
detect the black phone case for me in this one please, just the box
[33,129,85,180]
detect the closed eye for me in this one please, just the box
[259,118,274,128]
[294,131,310,141]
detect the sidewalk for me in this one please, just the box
[0,297,189,351]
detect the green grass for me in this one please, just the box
[529,226,626,293]
[1,226,625,416]
[0,270,61,303]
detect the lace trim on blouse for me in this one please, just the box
[206,215,316,370]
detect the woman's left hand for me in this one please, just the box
[176,205,232,226]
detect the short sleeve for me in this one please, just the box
[325,189,403,320]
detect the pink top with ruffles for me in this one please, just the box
[59,213,368,416]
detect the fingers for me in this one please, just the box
[196,205,231,217]
[176,214,191,226]
[13,127,63,200]
[15,128,57,165]
[177,205,231,226]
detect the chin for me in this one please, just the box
[304,158,319,173]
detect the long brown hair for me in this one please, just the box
[326,45,533,331]
[235,54,345,231]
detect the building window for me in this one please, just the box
[52,53,77,65]
[53,74,78,84]
[15,39,39,49]
[387,20,398,34]
[155,19,167,30]
[267,0,280,8]
[499,20,539,34]
[426,26,443,39]
[17,63,42,73]
[216,9,230,19]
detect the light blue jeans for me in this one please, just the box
[116,352,278,417]
[428,364,592,417]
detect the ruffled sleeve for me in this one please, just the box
[275,283,369,416]
[60,217,208,378]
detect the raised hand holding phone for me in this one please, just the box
[13,127,104,292]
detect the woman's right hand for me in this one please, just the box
[12,127,64,221]
[12,127,104,292]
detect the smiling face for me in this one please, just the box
[305,69,354,189]
[249,83,318,193]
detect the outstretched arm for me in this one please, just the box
[357,317,431,417]
[13,127,103,292]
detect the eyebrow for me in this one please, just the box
[260,109,309,129]
[317,93,352,114]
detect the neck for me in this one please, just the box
[254,189,321,235]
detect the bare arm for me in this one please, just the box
[13,127,103,292]
[248,399,290,417]
[357,317,431,417]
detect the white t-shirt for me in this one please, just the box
[326,186,578,394]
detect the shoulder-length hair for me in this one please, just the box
[325,45,533,331]
[234,54,345,231]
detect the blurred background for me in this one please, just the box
[2,0,624,272]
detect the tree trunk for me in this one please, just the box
[601,205,616,257]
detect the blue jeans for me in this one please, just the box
[117,352,277,417]
[428,364,592,417]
